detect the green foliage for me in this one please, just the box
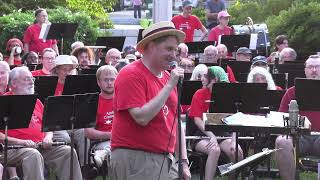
[0,0,66,14]
[192,7,206,26]
[0,7,100,54]
[266,2,320,58]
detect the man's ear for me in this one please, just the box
[10,79,17,89]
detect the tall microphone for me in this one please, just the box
[289,100,299,127]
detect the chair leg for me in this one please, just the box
[199,157,205,180]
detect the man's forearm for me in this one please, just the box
[129,83,175,126]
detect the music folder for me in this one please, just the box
[180,80,202,105]
[185,41,216,54]
[62,74,100,95]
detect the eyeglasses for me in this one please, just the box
[22,77,36,82]
[305,65,320,71]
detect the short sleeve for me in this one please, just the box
[194,16,202,30]
[114,71,147,111]
[23,26,32,44]
[189,92,205,119]
[278,88,295,112]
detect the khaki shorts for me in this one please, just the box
[110,148,178,180]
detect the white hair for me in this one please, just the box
[190,64,208,80]
[204,45,218,55]
[106,48,121,56]
[8,66,30,87]
[247,66,276,90]
[178,43,188,52]
[71,41,84,50]
[280,47,297,61]
[0,61,10,72]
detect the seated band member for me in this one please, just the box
[85,65,117,167]
[279,47,297,63]
[250,56,269,70]
[0,61,10,95]
[247,66,282,90]
[236,47,252,62]
[276,55,320,180]
[202,45,236,82]
[190,64,208,81]
[0,66,82,180]
[71,46,95,69]
[268,35,289,64]
[4,38,24,66]
[31,48,57,76]
[51,55,78,96]
[189,66,243,180]
[104,48,121,66]
[216,44,229,59]
[22,51,39,65]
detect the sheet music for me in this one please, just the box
[249,33,258,50]
[39,23,51,41]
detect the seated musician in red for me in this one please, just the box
[71,46,95,69]
[4,38,24,66]
[84,65,117,167]
[275,55,320,180]
[31,48,57,76]
[189,66,243,180]
[50,55,78,96]
[208,11,233,42]
[0,66,82,180]
[247,66,283,90]
[202,45,237,82]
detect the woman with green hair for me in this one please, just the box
[188,66,243,180]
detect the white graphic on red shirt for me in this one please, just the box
[162,105,169,120]
[29,114,39,128]
[104,111,114,125]
[179,22,190,31]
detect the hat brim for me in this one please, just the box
[136,29,186,54]
[50,64,78,74]
[252,60,267,65]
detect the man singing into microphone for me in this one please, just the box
[110,21,191,180]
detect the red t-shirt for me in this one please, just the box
[226,65,236,83]
[54,82,64,96]
[279,87,320,131]
[23,24,57,54]
[7,99,45,142]
[96,95,113,132]
[111,60,178,154]
[208,26,233,42]
[171,15,202,42]
[189,88,211,119]
[31,69,49,76]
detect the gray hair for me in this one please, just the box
[106,48,121,57]
[190,64,208,80]
[204,45,218,55]
[280,47,297,61]
[247,66,276,90]
[0,61,10,72]
[8,66,30,87]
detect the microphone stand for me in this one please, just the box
[177,78,183,180]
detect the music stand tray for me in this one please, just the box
[185,41,216,54]
[95,36,126,52]
[62,74,100,95]
[295,78,320,111]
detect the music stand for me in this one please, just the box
[0,95,37,179]
[26,64,43,72]
[95,36,126,52]
[185,41,216,54]
[180,80,203,105]
[62,74,100,95]
[221,35,250,53]
[42,93,98,179]
[295,78,320,111]
[77,65,99,75]
[264,90,286,111]
[137,29,144,43]
[222,60,252,81]
[45,23,78,55]
[184,73,192,80]
[209,83,268,114]
[237,73,286,89]
[34,76,58,103]
[194,62,227,72]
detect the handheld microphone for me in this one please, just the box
[168,61,183,86]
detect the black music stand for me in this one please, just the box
[180,80,203,105]
[264,90,286,111]
[42,93,98,179]
[194,62,227,72]
[95,36,126,52]
[271,63,306,88]
[185,41,216,54]
[295,78,320,111]
[137,29,144,43]
[26,64,43,72]
[209,83,267,165]
[221,35,250,53]
[184,73,192,80]
[237,73,287,89]
[45,23,78,55]
[34,76,58,103]
[62,74,100,95]
[0,95,37,179]
[77,65,100,75]
[223,60,252,80]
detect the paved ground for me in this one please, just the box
[108,10,148,25]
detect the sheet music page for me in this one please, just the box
[249,33,258,50]
[39,23,51,41]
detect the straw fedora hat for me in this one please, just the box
[136,21,186,53]
[51,55,78,74]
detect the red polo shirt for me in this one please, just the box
[96,95,113,132]
[54,82,64,96]
[23,24,57,54]
[172,15,202,42]
[279,86,320,131]
[111,60,178,154]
